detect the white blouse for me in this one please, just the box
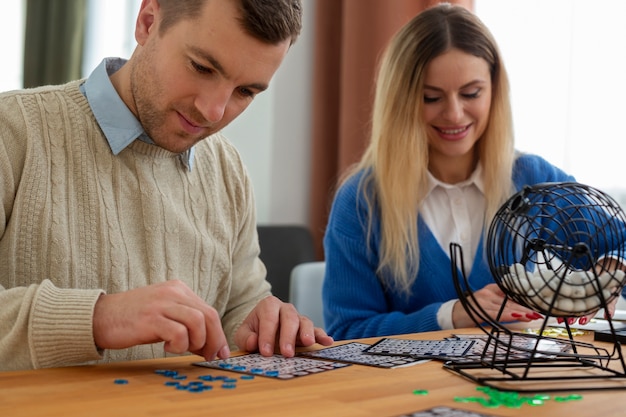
[420,164,486,329]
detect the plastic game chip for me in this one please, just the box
[453,386,556,409]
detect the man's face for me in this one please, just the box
[127,0,290,153]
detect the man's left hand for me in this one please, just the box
[234,296,334,357]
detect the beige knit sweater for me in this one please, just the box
[0,81,271,371]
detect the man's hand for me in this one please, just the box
[234,296,334,357]
[92,280,230,361]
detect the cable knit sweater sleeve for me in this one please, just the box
[0,82,270,371]
[0,87,104,370]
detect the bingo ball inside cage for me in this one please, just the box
[486,182,626,318]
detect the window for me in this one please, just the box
[0,1,24,92]
[476,0,626,205]
[82,0,139,75]
[0,0,137,92]
[3,1,624,207]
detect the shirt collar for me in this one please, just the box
[82,58,194,171]
[426,163,486,196]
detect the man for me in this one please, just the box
[0,0,332,371]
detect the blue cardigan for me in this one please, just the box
[322,153,598,340]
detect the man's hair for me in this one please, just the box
[157,0,302,45]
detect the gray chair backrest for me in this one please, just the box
[257,225,316,302]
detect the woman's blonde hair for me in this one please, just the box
[342,3,515,295]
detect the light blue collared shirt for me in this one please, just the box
[81,58,194,170]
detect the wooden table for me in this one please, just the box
[2,328,626,417]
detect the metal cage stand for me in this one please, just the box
[444,181,626,392]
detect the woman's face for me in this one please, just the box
[421,48,492,182]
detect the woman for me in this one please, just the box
[322,3,615,340]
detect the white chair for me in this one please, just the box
[289,261,326,329]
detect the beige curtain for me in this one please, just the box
[309,0,474,258]
[23,0,87,88]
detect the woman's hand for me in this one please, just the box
[451,283,542,328]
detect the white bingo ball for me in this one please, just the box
[557,281,574,298]
[572,299,587,313]
[556,297,575,314]
[570,284,586,298]
[585,295,601,311]
[569,270,592,286]
[516,276,531,294]
[530,295,550,313]
[509,263,526,278]
[598,272,613,288]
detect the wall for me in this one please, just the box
[223,1,315,226]
[3,0,313,227]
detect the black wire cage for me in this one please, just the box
[446,182,626,392]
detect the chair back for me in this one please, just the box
[289,261,326,329]
[257,225,316,301]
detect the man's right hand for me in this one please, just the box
[92,280,230,360]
